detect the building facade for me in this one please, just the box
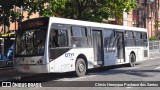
[0,7,40,33]
[124,0,160,38]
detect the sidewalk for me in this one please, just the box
[0,61,6,68]
[149,53,160,60]
[0,67,17,81]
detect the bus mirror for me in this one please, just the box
[125,33,127,38]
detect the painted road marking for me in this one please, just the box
[54,75,97,81]
[155,66,160,69]
[126,87,133,89]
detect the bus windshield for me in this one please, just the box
[15,27,47,56]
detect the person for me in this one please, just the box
[52,30,59,47]
[38,40,45,53]
[7,45,14,59]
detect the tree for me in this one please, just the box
[22,0,66,18]
[0,0,138,33]
[154,20,160,38]
[63,0,138,22]
[19,0,138,22]
[26,0,138,23]
[0,0,25,33]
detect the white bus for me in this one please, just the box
[14,17,149,76]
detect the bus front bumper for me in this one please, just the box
[14,64,50,73]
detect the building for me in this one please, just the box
[0,6,40,33]
[124,0,160,38]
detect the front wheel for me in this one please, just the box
[129,53,136,67]
[75,58,86,77]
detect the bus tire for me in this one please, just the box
[75,58,86,77]
[129,53,136,67]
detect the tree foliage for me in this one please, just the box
[149,36,159,40]
[0,0,25,26]
[154,20,160,37]
[0,0,138,29]
[27,0,138,22]
[62,0,138,22]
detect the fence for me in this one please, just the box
[149,40,160,55]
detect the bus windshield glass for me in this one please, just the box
[15,27,47,56]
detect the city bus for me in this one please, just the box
[0,33,15,67]
[14,17,149,76]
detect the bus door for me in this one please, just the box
[116,31,125,63]
[92,30,103,66]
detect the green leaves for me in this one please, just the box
[10,10,24,23]
[149,36,159,40]
[0,0,138,30]
[0,0,25,27]
[47,0,138,23]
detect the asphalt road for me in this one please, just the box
[1,57,160,90]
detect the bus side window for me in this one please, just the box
[103,29,114,48]
[127,31,134,39]
[142,32,148,44]
[50,30,59,48]
[135,32,141,39]
[50,29,68,48]
[142,33,147,39]
[71,26,88,47]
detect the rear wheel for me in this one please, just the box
[75,58,86,77]
[129,53,136,67]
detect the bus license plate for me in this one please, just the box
[23,65,29,70]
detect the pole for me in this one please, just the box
[14,6,16,31]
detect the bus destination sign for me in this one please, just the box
[18,17,49,30]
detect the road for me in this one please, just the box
[1,58,160,90]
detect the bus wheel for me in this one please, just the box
[75,58,86,77]
[129,53,136,67]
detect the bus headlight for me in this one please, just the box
[37,57,44,64]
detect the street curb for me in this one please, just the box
[0,67,13,70]
[0,77,18,82]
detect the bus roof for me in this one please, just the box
[49,17,147,32]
